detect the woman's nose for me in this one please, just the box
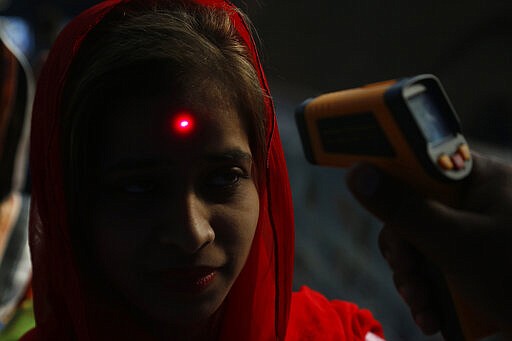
[159,193,215,254]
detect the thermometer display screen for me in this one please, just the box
[408,92,453,145]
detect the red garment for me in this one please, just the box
[24,0,384,340]
[287,287,383,340]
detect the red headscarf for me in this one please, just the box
[24,0,383,340]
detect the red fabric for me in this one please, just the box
[24,0,384,340]
[287,287,384,340]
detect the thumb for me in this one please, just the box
[345,164,490,269]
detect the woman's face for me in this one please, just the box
[87,83,260,327]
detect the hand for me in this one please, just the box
[345,153,512,334]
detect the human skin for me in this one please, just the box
[85,81,260,339]
[346,153,512,335]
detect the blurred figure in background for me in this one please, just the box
[0,19,34,340]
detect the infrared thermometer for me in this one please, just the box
[295,74,472,204]
[295,74,497,340]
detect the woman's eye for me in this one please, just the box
[207,168,245,188]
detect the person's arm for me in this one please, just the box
[345,152,512,334]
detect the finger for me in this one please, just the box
[392,265,441,335]
[468,152,512,185]
[379,227,421,273]
[464,152,512,211]
[379,228,449,335]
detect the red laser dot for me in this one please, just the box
[172,113,195,135]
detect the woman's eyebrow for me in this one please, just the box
[102,149,253,173]
[203,149,253,163]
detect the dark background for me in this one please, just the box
[3,0,512,146]
[2,1,512,339]
[244,1,512,148]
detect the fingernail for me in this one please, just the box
[350,165,381,198]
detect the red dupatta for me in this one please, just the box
[25,0,294,340]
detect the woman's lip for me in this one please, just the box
[154,267,219,294]
[158,266,218,276]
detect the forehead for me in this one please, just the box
[107,95,240,139]
[105,75,239,132]
[93,85,250,167]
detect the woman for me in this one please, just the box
[23,0,384,340]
